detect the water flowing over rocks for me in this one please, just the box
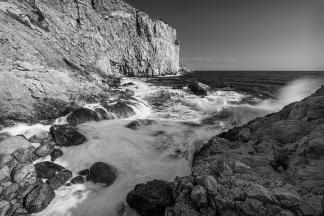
[0,0,180,125]
[127,85,324,216]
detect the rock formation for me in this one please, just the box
[127,85,324,216]
[0,0,180,125]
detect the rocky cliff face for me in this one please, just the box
[0,0,180,125]
[127,86,324,216]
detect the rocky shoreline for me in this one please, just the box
[126,85,324,216]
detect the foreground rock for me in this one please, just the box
[50,125,87,147]
[24,183,55,213]
[86,162,116,187]
[0,136,31,155]
[128,86,324,216]
[126,180,174,216]
[188,81,210,96]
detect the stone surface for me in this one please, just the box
[50,125,87,147]
[0,0,180,124]
[86,162,116,186]
[50,149,63,161]
[46,170,72,190]
[67,108,100,126]
[13,147,38,163]
[188,81,210,96]
[190,186,207,207]
[1,182,19,201]
[34,144,54,157]
[12,163,37,186]
[78,169,90,176]
[0,136,31,155]
[0,165,10,184]
[24,183,55,213]
[126,180,174,216]
[0,200,10,215]
[104,102,136,118]
[35,161,65,179]
[70,176,84,184]
[28,131,50,143]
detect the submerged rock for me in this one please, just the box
[188,81,210,96]
[126,180,174,216]
[125,119,154,130]
[67,108,100,126]
[86,162,116,187]
[24,183,55,213]
[95,108,115,120]
[50,125,87,147]
[104,102,136,118]
[50,149,63,161]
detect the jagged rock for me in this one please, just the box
[50,149,63,161]
[67,108,100,126]
[86,162,116,186]
[70,176,84,184]
[188,81,210,96]
[246,184,273,203]
[197,175,218,195]
[1,183,19,201]
[190,186,208,207]
[0,136,31,155]
[0,165,10,184]
[13,147,38,163]
[34,161,65,179]
[50,125,87,147]
[104,102,136,118]
[34,144,54,157]
[178,64,192,74]
[126,180,174,216]
[46,170,72,190]
[24,183,55,213]
[299,196,323,216]
[12,163,37,187]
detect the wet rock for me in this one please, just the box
[0,200,10,215]
[86,162,116,186]
[104,102,135,119]
[190,185,208,207]
[50,149,63,161]
[46,170,72,190]
[35,161,65,179]
[95,108,115,120]
[126,119,154,130]
[0,154,13,169]
[50,125,87,147]
[13,147,38,163]
[0,165,10,184]
[24,183,55,213]
[126,180,174,216]
[67,108,100,126]
[12,163,37,186]
[0,136,31,155]
[28,131,50,143]
[2,183,19,201]
[122,82,136,87]
[16,179,42,200]
[273,189,301,210]
[188,81,210,96]
[78,169,89,176]
[34,144,54,157]
[70,176,84,184]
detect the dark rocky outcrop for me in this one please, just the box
[104,102,136,118]
[50,125,87,147]
[86,162,116,187]
[67,108,100,126]
[126,180,174,216]
[128,86,324,216]
[188,81,210,96]
[70,176,85,184]
[46,170,72,190]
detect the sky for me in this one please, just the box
[124,0,324,71]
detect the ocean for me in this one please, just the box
[1,71,323,216]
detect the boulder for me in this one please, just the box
[24,183,55,213]
[34,161,65,179]
[188,81,210,96]
[197,175,218,195]
[78,169,90,176]
[50,149,63,161]
[0,165,10,184]
[190,185,208,207]
[70,176,84,184]
[86,162,116,186]
[50,125,87,147]
[273,189,301,210]
[13,147,38,163]
[1,183,19,201]
[12,163,37,186]
[28,131,50,143]
[95,108,115,120]
[46,170,72,190]
[67,108,100,126]
[126,180,174,216]
[246,184,273,203]
[104,102,135,118]
[34,144,54,157]
[0,136,31,155]
[0,154,13,169]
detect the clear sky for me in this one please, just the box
[124,0,324,71]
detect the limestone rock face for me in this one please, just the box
[0,0,180,124]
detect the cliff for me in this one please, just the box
[0,0,180,125]
[127,85,324,216]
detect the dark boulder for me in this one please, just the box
[126,180,174,216]
[122,82,136,87]
[86,162,116,187]
[67,108,100,126]
[78,169,89,176]
[95,108,115,120]
[34,144,54,157]
[35,161,65,179]
[50,125,87,147]
[104,102,135,119]
[126,120,154,130]
[24,183,55,213]
[50,149,63,161]
[188,81,210,96]
[70,176,84,184]
[46,170,72,190]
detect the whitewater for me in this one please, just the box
[1,77,322,216]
